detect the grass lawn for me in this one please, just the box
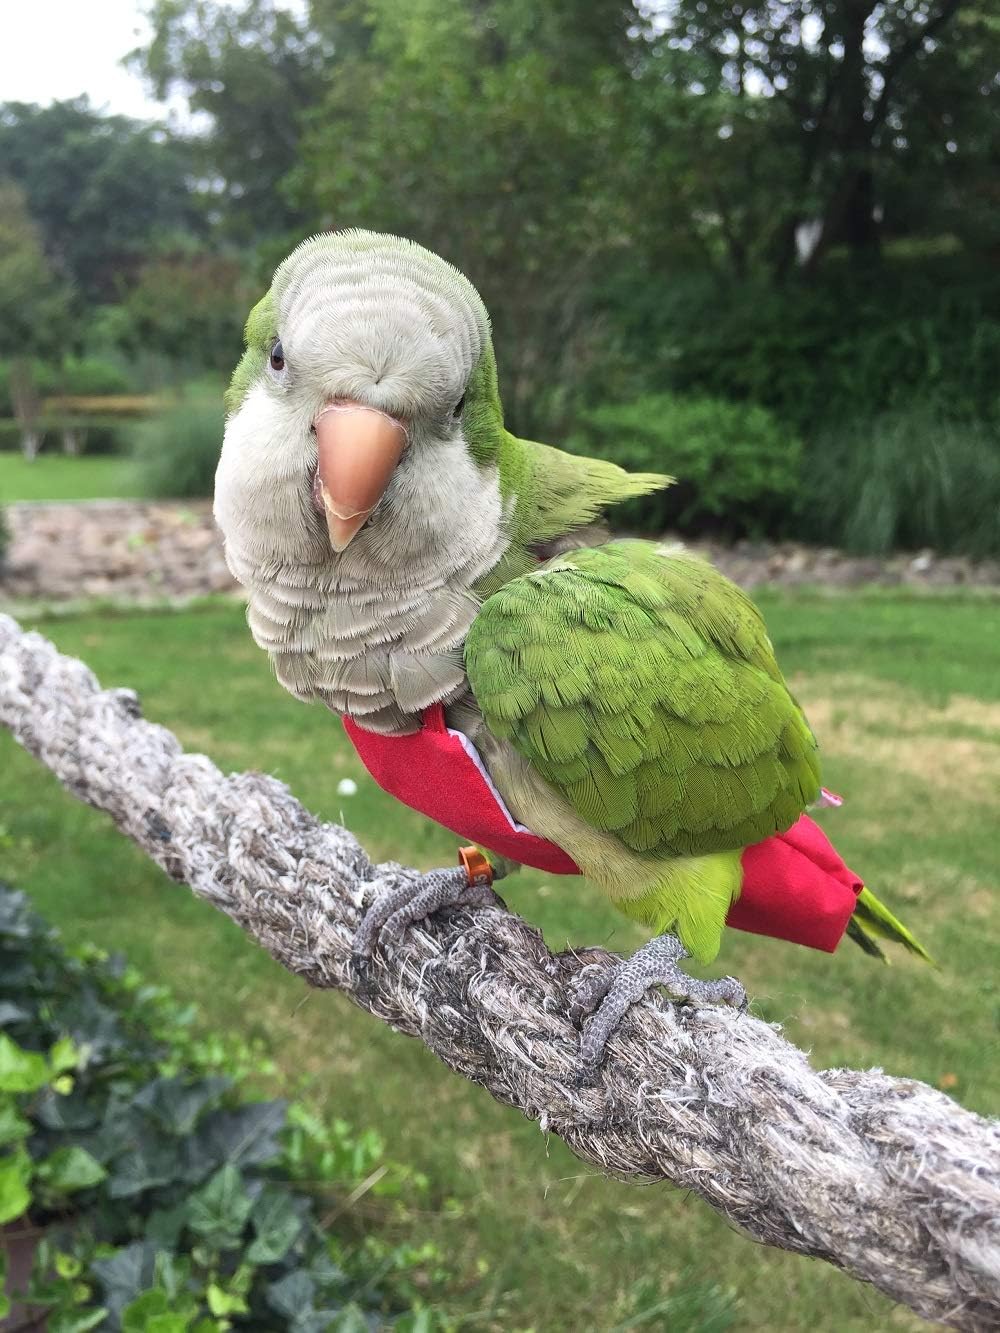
[1,592,998,1330]
[0,453,143,502]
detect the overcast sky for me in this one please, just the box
[0,0,302,125]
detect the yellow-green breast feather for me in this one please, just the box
[465,541,822,858]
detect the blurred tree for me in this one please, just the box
[640,1,999,277]
[0,99,204,303]
[0,182,73,457]
[289,0,648,433]
[133,0,324,249]
[118,251,254,374]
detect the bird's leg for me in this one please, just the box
[570,933,747,1073]
[353,848,502,971]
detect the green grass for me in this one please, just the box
[2,593,998,1330]
[0,453,143,502]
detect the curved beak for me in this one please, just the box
[312,402,408,552]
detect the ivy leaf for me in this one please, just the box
[37,1145,107,1195]
[0,1146,31,1225]
[49,1035,82,1075]
[145,1201,189,1248]
[325,1305,373,1333]
[122,1286,196,1333]
[0,1098,30,1147]
[91,1241,161,1323]
[106,1135,180,1199]
[0,888,33,938]
[0,1032,50,1093]
[48,1310,109,1333]
[35,1087,101,1132]
[183,1101,287,1182]
[247,1186,305,1265]
[206,1280,250,1317]
[0,1001,30,1027]
[133,1075,230,1137]
[267,1269,316,1319]
[187,1163,254,1247]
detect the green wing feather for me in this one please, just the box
[466,540,822,860]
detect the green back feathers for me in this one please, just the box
[466,540,822,861]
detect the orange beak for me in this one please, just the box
[312,402,408,552]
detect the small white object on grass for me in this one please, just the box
[336,778,358,797]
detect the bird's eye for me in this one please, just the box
[452,392,466,418]
[269,340,285,372]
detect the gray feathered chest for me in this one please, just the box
[220,438,510,734]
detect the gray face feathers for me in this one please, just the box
[213,229,510,734]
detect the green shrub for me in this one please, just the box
[610,256,1000,437]
[133,393,225,499]
[0,358,132,418]
[800,410,1000,559]
[0,884,454,1331]
[566,392,802,538]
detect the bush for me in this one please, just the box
[799,410,1000,559]
[610,256,1000,438]
[0,358,136,456]
[0,884,454,1331]
[566,392,802,538]
[133,393,225,499]
[0,358,132,418]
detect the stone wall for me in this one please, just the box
[0,500,237,604]
[1,499,997,605]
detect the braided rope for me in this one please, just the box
[1,612,998,1329]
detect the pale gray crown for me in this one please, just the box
[273,230,490,423]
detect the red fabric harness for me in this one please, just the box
[343,703,862,953]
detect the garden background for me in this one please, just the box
[1,2,999,1329]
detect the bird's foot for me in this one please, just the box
[353,848,500,976]
[570,932,747,1076]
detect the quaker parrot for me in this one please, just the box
[214,230,929,1070]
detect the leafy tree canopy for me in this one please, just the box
[0,98,205,302]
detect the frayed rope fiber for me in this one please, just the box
[1,612,998,1329]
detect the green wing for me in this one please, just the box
[465,541,821,858]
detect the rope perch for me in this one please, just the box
[1,612,998,1330]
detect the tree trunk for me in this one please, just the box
[61,427,83,456]
[8,359,43,462]
[804,2,880,275]
[20,430,43,462]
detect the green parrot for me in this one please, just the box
[214,230,929,1070]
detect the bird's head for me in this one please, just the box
[215,230,506,576]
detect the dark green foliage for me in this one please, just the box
[0,99,205,303]
[119,254,254,375]
[0,182,72,365]
[0,359,136,456]
[5,1,1000,554]
[565,394,801,538]
[132,394,225,499]
[0,358,132,419]
[0,884,452,1330]
[801,410,1000,560]
[614,259,1000,437]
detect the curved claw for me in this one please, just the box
[352,853,500,974]
[573,932,747,1076]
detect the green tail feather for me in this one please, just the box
[847,886,935,965]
